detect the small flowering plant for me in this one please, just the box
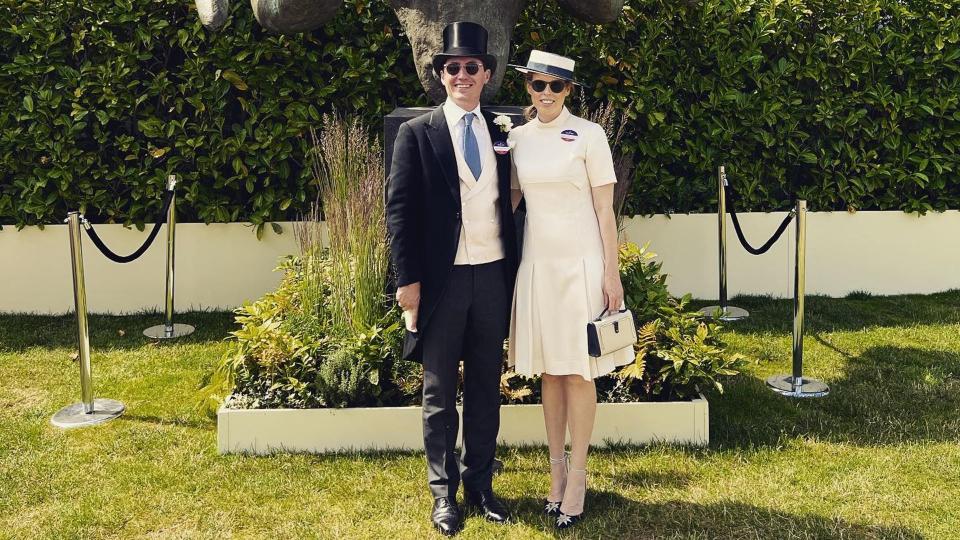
[493,114,514,133]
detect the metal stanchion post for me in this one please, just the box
[144,175,195,339]
[700,165,749,321]
[766,200,829,398]
[51,212,126,428]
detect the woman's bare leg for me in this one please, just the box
[560,374,596,515]
[541,373,568,502]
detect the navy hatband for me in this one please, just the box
[525,62,575,81]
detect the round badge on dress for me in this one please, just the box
[493,140,510,155]
[560,129,578,142]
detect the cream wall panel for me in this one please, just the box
[0,222,306,314]
[2,212,958,314]
[621,211,960,299]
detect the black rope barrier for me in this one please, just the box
[83,190,175,264]
[724,185,794,256]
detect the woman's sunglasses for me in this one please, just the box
[443,62,484,76]
[528,79,567,93]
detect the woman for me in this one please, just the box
[506,50,633,529]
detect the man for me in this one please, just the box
[385,21,519,537]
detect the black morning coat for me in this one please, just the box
[386,106,519,361]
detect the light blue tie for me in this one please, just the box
[462,113,482,180]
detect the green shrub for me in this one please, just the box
[511,0,960,215]
[202,240,745,409]
[610,295,748,401]
[618,241,671,325]
[1,0,425,230]
[4,1,960,228]
[197,254,420,412]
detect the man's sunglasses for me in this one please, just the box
[443,62,484,76]
[528,79,567,93]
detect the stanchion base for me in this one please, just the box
[766,375,830,398]
[698,305,750,321]
[143,323,195,339]
[51,398,125,429]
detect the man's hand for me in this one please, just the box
[396,282,421,311]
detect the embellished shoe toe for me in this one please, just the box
[544,499,562,517]
[555,511,584,529]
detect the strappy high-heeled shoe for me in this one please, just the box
[555,468,587,529]
[543,453,568,516]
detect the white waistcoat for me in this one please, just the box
[454,140,504,265]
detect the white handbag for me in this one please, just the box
[586,309,637,357]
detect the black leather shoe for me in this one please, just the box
[431,496,463,536]
[464,489,511,524]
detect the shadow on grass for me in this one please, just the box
[694,290,960,333]
[572,494,924,539]
[0,312,236,353]
[499,447,694,492]
[120,413,214,431]
[712,346,960,447]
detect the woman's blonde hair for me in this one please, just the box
[522,73,572,121]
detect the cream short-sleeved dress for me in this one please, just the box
[507,107,634,381]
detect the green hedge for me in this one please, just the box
[0,0,427,231]
[511,0,960,216]
[2,0,960,228]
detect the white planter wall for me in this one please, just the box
[217,398,709,455]
[1,211,958,314]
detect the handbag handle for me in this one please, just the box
[593,308,628,322]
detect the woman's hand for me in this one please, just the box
[602,271,624,312]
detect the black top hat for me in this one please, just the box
[432,21,497,75]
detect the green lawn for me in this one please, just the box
[2,293,960,539]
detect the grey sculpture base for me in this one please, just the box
[698,305,750,321]
[766,375,830,398]
[51,398,125,428]
[143,323,195,339]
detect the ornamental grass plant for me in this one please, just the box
[307,114,390,335]
[199,116,420,411]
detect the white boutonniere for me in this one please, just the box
[493,114,514,133]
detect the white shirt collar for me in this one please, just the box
[442,98,483,128]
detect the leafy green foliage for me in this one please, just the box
[511,0,960,215]
[614,295,749,401]
[204,240,745,409]
[0,0,425,228]
[4,0,960,227]
[597,244,747,401]
[198,254,419,412]
[618,241,670,325]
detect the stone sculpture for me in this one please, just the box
[194,0,624,103]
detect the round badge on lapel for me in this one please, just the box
[493,141,510,155]
[560,129,578,142]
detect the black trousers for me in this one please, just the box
[422,260,509,499]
